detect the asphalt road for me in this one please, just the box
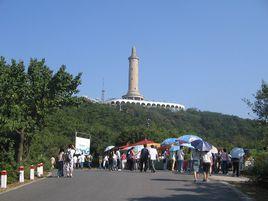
[0,169,248,201]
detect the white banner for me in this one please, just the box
[75,136,90,155]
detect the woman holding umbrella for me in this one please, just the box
[191,139,213,182]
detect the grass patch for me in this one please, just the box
[232,181,268,201]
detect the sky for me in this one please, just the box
[0,0,268,119]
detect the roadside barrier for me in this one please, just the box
[1,170,7,189]
[19,166,24,183]
[37,163,41,177]
[37,163,44,177]
[40,163,44,176]
[30,165,35,180]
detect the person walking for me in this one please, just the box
[202,150,212,182]
[170,151,176,171]
[139,144,150,172]
[163,148,170,170]
[108,151,114,171]
[103,155,108,170]
[177,147,185,173]
[73,155,78,169]
[57,148,64,177]
[220,148,229,175]
[116,149,122,171]
[78,153,85,169]
[98,155,103,169]
[149,145,158,173]
[121,153,127,170]
[127,147,135,171]
[87,154,93,168]
[113,151,118,171]
[192,149,201,182]
[65,144,75,177]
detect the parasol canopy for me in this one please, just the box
[191,140,212,152]
[177,134,202,144]
[180,143,195,149]
[170,145,180,152]
[210,146,218,154]
[161,138,178,146]
[230,147,245,158]
[104,145,115,152]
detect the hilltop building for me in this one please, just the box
[105,47,185,111]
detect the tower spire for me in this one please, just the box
[122,46,144,101]
[131,46,137,58]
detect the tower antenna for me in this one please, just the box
[101,78,105,103]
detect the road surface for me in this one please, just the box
[0,169,248,201]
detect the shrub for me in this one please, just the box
[248,151,268,184]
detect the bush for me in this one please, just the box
[0,158,50,184]
[247,151,268,184]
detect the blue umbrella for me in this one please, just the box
[161,138,178,146]
[180,143,195,149]
[170,145,180,152]
[230,147,245,158]
[177,134,202,144]
[191,140,212,152]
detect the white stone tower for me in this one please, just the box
[122,46,144,100]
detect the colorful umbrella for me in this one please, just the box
[161,138,178,146]
[191,140,212,152]
[180,143,194,149]
[170,145,180,152]
[177,135,202,144]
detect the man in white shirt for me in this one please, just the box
[149,145,158,173]
[202,150,212,182]
[116,149,121,171]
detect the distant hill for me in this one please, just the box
[38,101,266,155]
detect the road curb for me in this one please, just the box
[0,172,51,196]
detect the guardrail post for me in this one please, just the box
[1,170,7,189]
[30,165,35,180]
[19,166,24,183]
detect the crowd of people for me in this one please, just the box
[52,143,246,183]
[101,144,158,173]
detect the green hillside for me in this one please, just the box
[28,100,266,158]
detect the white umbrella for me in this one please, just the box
[104,145,115,152]
[210,146,218,154]
[230,147,245,158]
[177,135,202,144]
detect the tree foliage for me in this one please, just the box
[0,57,81,162]
[245,80,268,123]
[35,101,266,159]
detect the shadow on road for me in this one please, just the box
[128,182,245,201]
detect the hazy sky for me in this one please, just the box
[1,0,268,118]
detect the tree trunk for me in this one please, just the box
[17,130,25,163]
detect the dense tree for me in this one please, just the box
[0,57,81,162]
[245,80,268,123]
[34,101,265,159]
